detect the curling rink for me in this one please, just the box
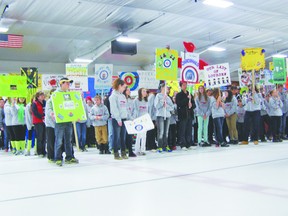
[0,142,287,216]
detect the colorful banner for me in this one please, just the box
[124,113,154,134]
[20,67,38,89]
[155,48,178,81]
[273,57,286,84]
[42,74,65,91]
[238,69,267,87]
[95,64,113,88]
[137,70,159,90]
[181,52,199,84]
[263,69,274,86]
[240,48,265,71]
[67,76,88,91]
[204,63,231,88]
[65,63,88,76]
[0,75,27,97]
[118,72,139,91]
[51,91,87,123]
[167,80,180,97]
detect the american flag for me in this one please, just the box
[0,34,23,48]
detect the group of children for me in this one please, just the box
[0,78,287,163]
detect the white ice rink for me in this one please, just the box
[0,142,287,216]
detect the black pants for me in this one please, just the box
[168,124,177,148]
[146,121,157,150]
[208,115,214,142]
[259,114,271,140]
[12,125,26,141]
[270,116,281,139]
[237,122,244,142]
[86,125,96,147]
[35,123,46,155]
[46,127,55,160]
[126,132,134,154]
[178,118,193,148]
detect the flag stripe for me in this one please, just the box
[0,34,23,48]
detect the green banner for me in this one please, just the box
[51,91,87,123]
[273,57,286,84]
[0,75,27,97]
[155,48,178,81]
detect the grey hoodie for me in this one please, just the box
[25,103,33,130]
[195,95,211,117]
[109,90,128,123]
[279,91,288,114]
[126,98,134,120]
[224,96,237,116]
[4,102,12,126]
[45,98,56,128]
[154,93,173,118]
[89,103,109,126]
[133,98,148,118]
[148,94,156,121]
[269,96,283,116]
[242,92,261,111]
[210,97,225,119]
[11,104,26,126]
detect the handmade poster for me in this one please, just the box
[20,67,38,89]
[240,48,265,71]
[124,113,154,134]
[51,91,87,123]
[273,57,286,84]
[0,75,27,97]
[95,64,113,88]
[65,63,88,76]
[204,63,231,88]
[42,74,65,90]
[37,74,42,90]
[238,69,266,87]
[167,80,180,97]
[155,48,178,81]
[181,52,199,84]
[137,70,159,90]
[67,76,88,91]
[263,69,274,85]
[118,72,139,91]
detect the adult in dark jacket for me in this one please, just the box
[176,81,196,150]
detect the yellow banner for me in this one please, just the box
[241,48,265,71]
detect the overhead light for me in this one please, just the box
[272,54,287,58]
[203,0,234,8]
[207,46,226,52]
[0,27,9,33]
[74,58,93,63]
[116,36,140,43]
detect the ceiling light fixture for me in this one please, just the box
[0,26,9,33]
[272,53,287,58]
[207,46,226,52]
[74,58,93,63]
[116,36,140,43]
[203,0,234,8]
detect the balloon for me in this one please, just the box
[183,41,196,53]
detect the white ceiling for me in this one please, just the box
[1,0,288,78]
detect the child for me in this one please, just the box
[236,100,245,142]
[25,97,35,156]
[133,88,149,156]
[269,89,283,142]
[89,95,109,154]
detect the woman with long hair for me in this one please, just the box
[224,90,238,144]
[195,85,211,146]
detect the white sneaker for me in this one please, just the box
[188,146,197,150]
[151,149,157,153]
[182,147,188,151]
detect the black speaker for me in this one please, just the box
[111,40,137,55]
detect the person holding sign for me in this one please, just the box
[210,89,229,147]
[154,83,174,153]
[51,77,79,166]
[109,78,128,160]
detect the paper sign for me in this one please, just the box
[241,48,265,71]
[124,113,154,134]
[204,63,231,88]
[67,76,88,91]
[95,64,113,88]
[20,67,38,89]
[273,57,286,84]
[51,91,87,123]
[137,70,159,90]
[0,75,27,97]
[66,63,88,76]
[155,48,178,81]
[181,52,199,84]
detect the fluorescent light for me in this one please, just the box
[272,54,287,58]
[116,36,140,43]
[203,0,234,8]
[207,46,226,52]
[74,58,93,63]
[0,27,9,33]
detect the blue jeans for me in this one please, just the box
[156,117,170,149]
[76,122,87,149]
[112,119,126,152]
[54,122,73,161]
[279,113,287,135]
[213,117,224,144]
[108,118,114,151]
[3,124,9,150]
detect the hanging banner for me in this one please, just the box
[51,91,87,123]
[155,48,178,81]
[204,63,231,88]
[181,52,199,84]
[273,57,286,84]
[42,74,65,91]
[0,75,27,97]
[263,69,274,86]
[124,113,154,134]
[240,48,265,71]
[20,67,38,89]
[65,63,88,76]
[137,70,159,90]
[95,64,113,88]
[118,72,139,91]
[67,76,88,91]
